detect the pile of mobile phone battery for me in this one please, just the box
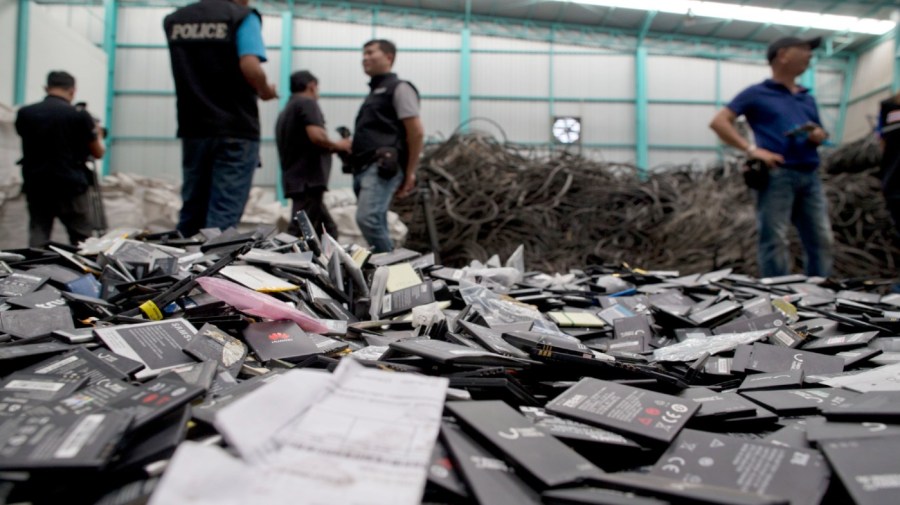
[0,222,899,505]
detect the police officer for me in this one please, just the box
[164,0,277,237]
[879,93,900,238]
[351,39,425,253]
[15,71,105,247]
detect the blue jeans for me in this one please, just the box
[353,162,403,252]
[756,167,834,277]
[178,137,259,236]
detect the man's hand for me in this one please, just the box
[807,126,828,145]
[239,55,277,101]
[259,83,278,101]
[748,147,785,168]
[396,172,416,198]
[399,116,424,199]
[333,138,352,153]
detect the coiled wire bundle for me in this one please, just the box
[392,132,898,279]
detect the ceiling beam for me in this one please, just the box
[45,0,875,59]
[707,19,733,38]
[638,10,657,42]
[553,1,567,22]
[861,4,887,18]
[745,22,772,40]
[820,1,844,15]
[596,5,615,28]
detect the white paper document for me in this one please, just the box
[149,441,428,505]
[823,362,900,392]
[275,359,448,467]
[258,448,429,505]
[147,442,253,505]
[214,369,334,462]
[150,359,448,505]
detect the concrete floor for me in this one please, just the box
[0,194,69,250]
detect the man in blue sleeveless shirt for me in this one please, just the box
[164,0,277,236]
[878,94,900,238]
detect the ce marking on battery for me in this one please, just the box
[661,456,686,474]
[679,442,697,452]
[662,412,682,424]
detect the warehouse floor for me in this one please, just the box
[0,194,69,250]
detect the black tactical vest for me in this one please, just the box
[881,98,900,198]
[164,0,260,139]
[351,73,419,169]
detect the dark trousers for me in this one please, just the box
[26,190,93,247]
[353,163,403,253]
[288,187,338,238]
[755,168,833,277]
[886,195,900,240]
[885,195,900,293]
[177,137,259,237]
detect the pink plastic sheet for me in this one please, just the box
[196,277,329,334]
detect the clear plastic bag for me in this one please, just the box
[458,281,568,338]
[458,245,526,290]
[651,329,773,362]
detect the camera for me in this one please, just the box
[336,126,352,174]
[75,102,108,138]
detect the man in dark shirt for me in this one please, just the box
[15,71,105,247]
[164,0,277,237]
[710,37,833,278]
[878,93,900,238]
[275,70,350,237]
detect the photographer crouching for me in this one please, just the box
[15,71,106,247]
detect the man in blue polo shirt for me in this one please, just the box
[164,0,277,237]
[710,36,834,278]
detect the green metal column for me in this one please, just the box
[836,55,857,143]
[547,26,556,144]
[635,11,655,178]
[458,0,471,132]
[714,53,723,163]
[894,21,900,94]
[279,11,293,110]
[276,8,293,205]
[102,0,118,176]
[14,0,30,105]
[635,46,648,177]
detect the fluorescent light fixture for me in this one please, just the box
[571,0,896,35]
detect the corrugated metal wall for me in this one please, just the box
[844,39,894,142]
[0,2,20,105]
[16,4,108,115]
[42,5,856,189]
[44,3,104,46]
